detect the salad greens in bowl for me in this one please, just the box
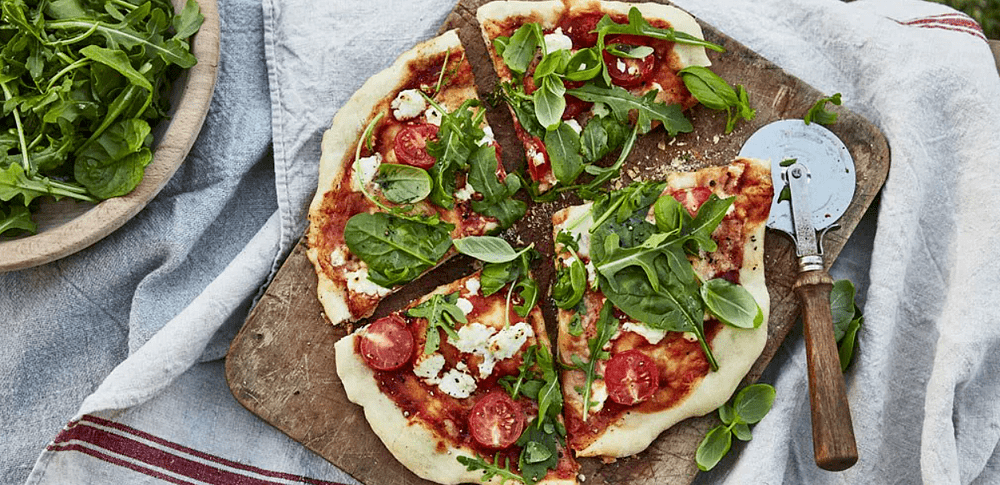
[0,0,219,271]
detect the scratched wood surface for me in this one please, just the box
[225,1,891,484]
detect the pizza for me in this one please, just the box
[550,157,772,457]
[306,30,526,327]
[313,1,779,483]
[477,0,715,192]
[335,262,580,485]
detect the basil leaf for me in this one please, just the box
[695,425,732,472]
[805,93,842,125]
[732,422,753,441]
[503,24,540,74]
[564,47,602,82]
[733,383,776,424]
[830,279,857,341]
[376,164,431,203]
[343,212,453,287]
[678,66,737,111]
[544,122,583,185]
[516,421,559,484]
[718,403,736,426]
[452,235,530,263]
[533,78,566,130]
[701,278,762,329]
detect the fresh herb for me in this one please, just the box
[804,93,842,125]
[830,278,864,371]
[588,184,752,372]
[479,246,540,317]
[678,66,755,134]
[544,122,583,185]
[568,300,619,419]
[517,345,565,485]
[423,97,486,208]
[605,43,655,59]
[342,212,453,288]
[467,144,527,229]
[452,236,532,264]
[775,158,797,203]
[502,23,543,75]
[577,122,639,199]
[696,383,776,471]
[564,48,602,82]
[567,84,693,136]
[0,0,203,235]
[533,76,565,130]
[552,255,587,309]
[500,345,539,400]
[375,164,432,204]
[406,291,466,354]
[595,7,725,56]
[456,454,523,484]
[701,278,763,329]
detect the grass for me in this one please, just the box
[932,0,1000,39]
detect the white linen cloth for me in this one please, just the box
[4,0,997,483]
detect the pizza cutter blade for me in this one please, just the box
[739,120,859,472]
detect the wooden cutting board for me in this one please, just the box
[225,1,890,483]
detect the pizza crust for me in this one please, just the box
[306,31,464,327]
[476,0,712,73]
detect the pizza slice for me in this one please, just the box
[306,30,527,327]
[477,0,716,192]
[550,157,772,457]
[335,254,580,485]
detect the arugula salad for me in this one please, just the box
[0,0,204,237]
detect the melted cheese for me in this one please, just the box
[622,321,668,345]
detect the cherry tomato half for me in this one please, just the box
[468,392,525,449]
[671,186,713,217]
[359,315,415,371]
[604,349,659,405]
[394,123,439,169]
[602,35,656,87]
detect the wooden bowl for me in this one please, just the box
[0,0,221,273]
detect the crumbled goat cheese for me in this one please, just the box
[543,28,573,53]
[391,89,427,121]
[344,266,391,296]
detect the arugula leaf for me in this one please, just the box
[453,236,531,264]
[375,164,432,204]
[595,7,725,54]
[532,77,566,130]
[480,248,538,296]
[564,47,602,82]
[467,144,527,229]
[0,203,36,236]
[424,98,485,209]
[74,118,153,198]
[569,301,618,419]
[567,83,693,136]
[343,212,453,288]
[552,256,587,309]
[407,291,466,354]
[684,194,734,253]
[456,454,523,484]
[0,162,96,204]
[804,93,842,125]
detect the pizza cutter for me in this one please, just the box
[739,119,859,471]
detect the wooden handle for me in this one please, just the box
[793,269,859,471]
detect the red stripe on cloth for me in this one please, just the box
[48,416,348,485]
[899,13,986,41]
[47,443,198,485]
